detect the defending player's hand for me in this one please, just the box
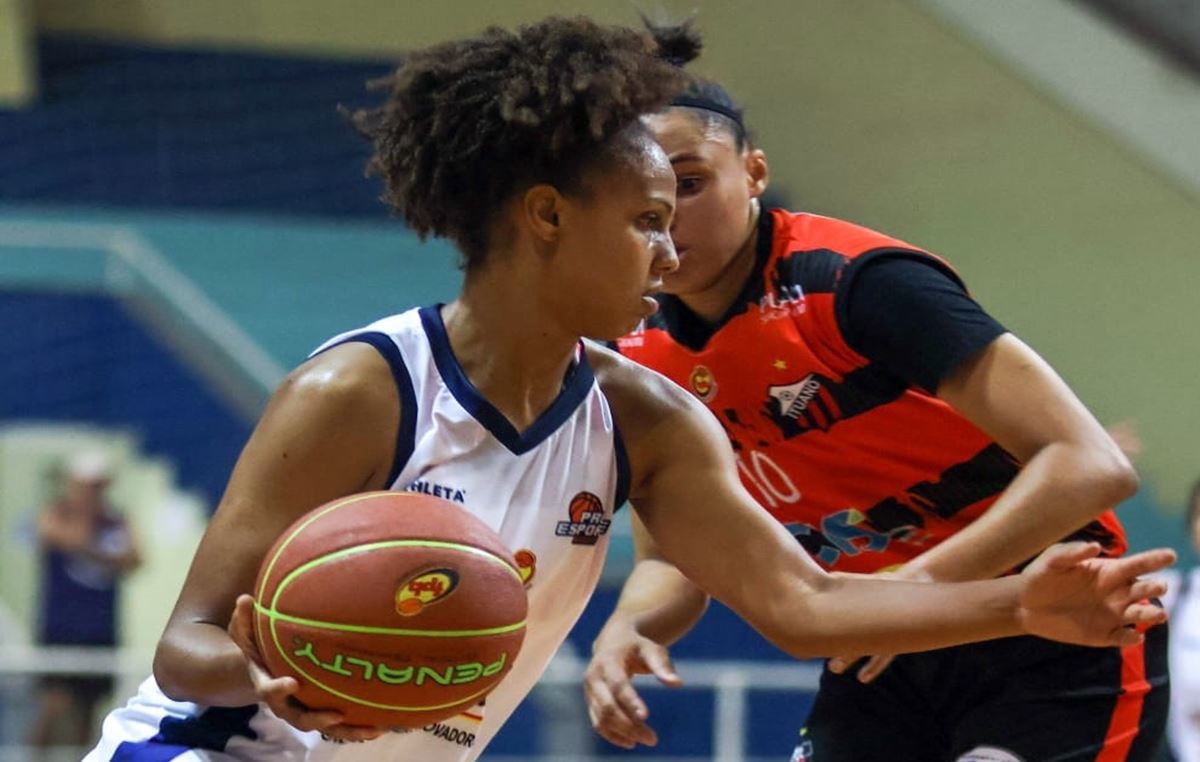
[827,652,895,684]
[228,594,384,743]
[1016,542,1174,646]
[584,626,683,749]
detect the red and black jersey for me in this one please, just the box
[618,208,1125,573]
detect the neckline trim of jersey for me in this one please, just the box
[419,305,596,456]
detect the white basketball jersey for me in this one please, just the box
[1164,568,1200,762]
[86,306,628,762]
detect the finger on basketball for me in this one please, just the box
[228,595,257,648]
[281,705,346,734]
[256,673,299,704]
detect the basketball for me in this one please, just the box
[252,491,528,728]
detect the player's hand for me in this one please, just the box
[228,595,384,743]
[827,566,932,682]
[827,652,896,684]
[584,623,682,749]
[1016,543,1174,646]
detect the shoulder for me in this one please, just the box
[584,342,729,495]
[280,341,399,414]
[770,209,924,255]
[585,341,697,429]
[250,341,403,471]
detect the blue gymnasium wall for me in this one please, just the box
[1,38,391,217]
[0,290,250,506]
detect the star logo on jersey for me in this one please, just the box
[773,359,788,370]
[689,365,718,402]
[554,491,611,545]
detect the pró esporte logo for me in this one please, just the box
[555,491,611,546]
[395,568,459,616]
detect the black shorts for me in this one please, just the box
[796,623,1169,762]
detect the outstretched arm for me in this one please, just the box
[619,369,1164,657]
[586,346,1171,747]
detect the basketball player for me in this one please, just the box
[84,17,1172,762]
[586,21,1172,762]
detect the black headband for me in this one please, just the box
[670,95,745,129]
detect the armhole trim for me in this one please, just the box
[315,332,418,488]
[612,416,631,513]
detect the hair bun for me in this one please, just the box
[642,17,702,67]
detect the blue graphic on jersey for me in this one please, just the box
[784,509,893,567]
[111,705,258,761]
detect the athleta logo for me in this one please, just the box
[768,375,822,418]
[555,491,611,545]
[406,480,466,503]
[395,568,459,615]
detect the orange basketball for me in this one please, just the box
[252,491,527,728]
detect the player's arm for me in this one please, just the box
[916,333,1136,578]
[595,513,709,649]
[585,513,706,747]
[595,347,1167,651]
[841,256,1137,583]
[152,343,396,736]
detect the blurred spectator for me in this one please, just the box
[1160,479,1200,762]
[28,451,141,752]
[1111,421,1195,762]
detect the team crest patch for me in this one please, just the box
[689,365,717,402]
[555,491,611,546]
